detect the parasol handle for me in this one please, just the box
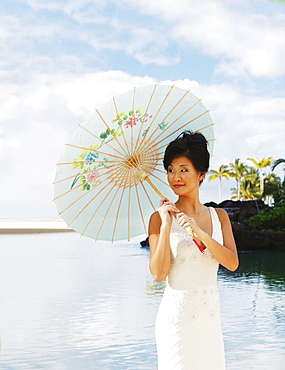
[139,171,165,199]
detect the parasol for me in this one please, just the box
[53,84,215,242]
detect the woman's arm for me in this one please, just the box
[148,201,179,282]
[201,208,239,271]
[176,208,239,271]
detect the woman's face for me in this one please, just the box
[167,156,204,196]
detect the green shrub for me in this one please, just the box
[246,203,285,232]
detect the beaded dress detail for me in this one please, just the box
[155,207,225,370]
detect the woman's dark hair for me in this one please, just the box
[163,131,210,183]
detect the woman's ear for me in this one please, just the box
[199,172,206,181]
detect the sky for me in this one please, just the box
[1,0,285,219]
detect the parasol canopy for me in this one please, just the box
[54,84,215,241]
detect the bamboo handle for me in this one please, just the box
[139,171,165,199]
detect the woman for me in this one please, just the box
[148,131,238,370]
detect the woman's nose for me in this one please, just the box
[173,172,181,181]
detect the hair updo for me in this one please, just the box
[163,131,210,182]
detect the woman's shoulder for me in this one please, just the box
[149,210,161,225]
[210,207,230,224]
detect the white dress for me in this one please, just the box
[155,207,225,370]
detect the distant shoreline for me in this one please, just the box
[0,219,74,234]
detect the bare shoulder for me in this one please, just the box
[214,208,231,224]
[148,211,161,235]
[149,211,161,225]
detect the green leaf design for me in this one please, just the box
[100,132,108,139]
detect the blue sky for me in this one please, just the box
[1,0,285,218]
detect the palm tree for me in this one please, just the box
[271,159,285,203]
[229,158,247,200]
[263,173,282,206]
[247,157,273,196]
[208,165,231,202]
[243,166,260,199]
[271,158,285,170]
[271,158,285,175]
[231,166,260,200]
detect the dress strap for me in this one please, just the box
[208,207,223,244]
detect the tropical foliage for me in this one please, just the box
[208,156,285,203]
[245,203,285,233]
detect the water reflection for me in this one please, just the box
[0,234,284,369]
[219,250,285,370]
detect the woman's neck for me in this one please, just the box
[175,195,204,215]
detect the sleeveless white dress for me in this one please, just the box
[155,207,225,370]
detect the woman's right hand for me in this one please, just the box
[156,198,179,227]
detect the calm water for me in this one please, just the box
[0,233,284,370]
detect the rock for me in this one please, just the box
[233,229,285,250]
[140,237,149,247]
[204,201,218,208]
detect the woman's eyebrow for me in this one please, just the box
[169,163,190,167]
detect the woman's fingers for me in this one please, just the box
[176,213,195,229]
[159,197,169,206]
[158,201,179,213]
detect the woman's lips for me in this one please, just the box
[173,184,184,188]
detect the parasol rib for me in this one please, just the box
[140,180,157,211]
[111,185,126,242]
[95,185,121,241]
[155,136,216,155]
[149,171,170,188]
[81,182,119,237]
[130,87,136,158]
[145,98,204,147]
[65,143,125,161]
[135,184,147,234]
[53,165,124,201]
[136,85,174,152]
[155,111,211,149]
[152,166,167,174]
[78,124,127,158]
[53,164,118,186]
[128,186,131,241]
[56,160,120,166]
[65,160,138,236]
[112,96,131,157]
[134,84,157,149]
[96,167,134,242]
[95,108,129,158]
[57,172,117,215]
[138,90,192,152]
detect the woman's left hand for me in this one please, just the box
[175,212,205,240]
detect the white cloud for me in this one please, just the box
[0,70,156,207]
[4,0,285,80]
[118,0,285,79]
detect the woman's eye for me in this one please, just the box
[181,169,188,172]
[168,168,173,173]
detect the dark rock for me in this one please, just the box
[140,237,149,247]
[204,201,219,208]
[233,228,285,251]
[219,200,243,209]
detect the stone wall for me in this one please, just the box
[204,200,285,250]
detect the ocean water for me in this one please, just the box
[0,233,284,370]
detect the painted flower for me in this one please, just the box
[86,170,100,186]
[125,116,139,128]
[158,121,168,130]
[86,151,99,164]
